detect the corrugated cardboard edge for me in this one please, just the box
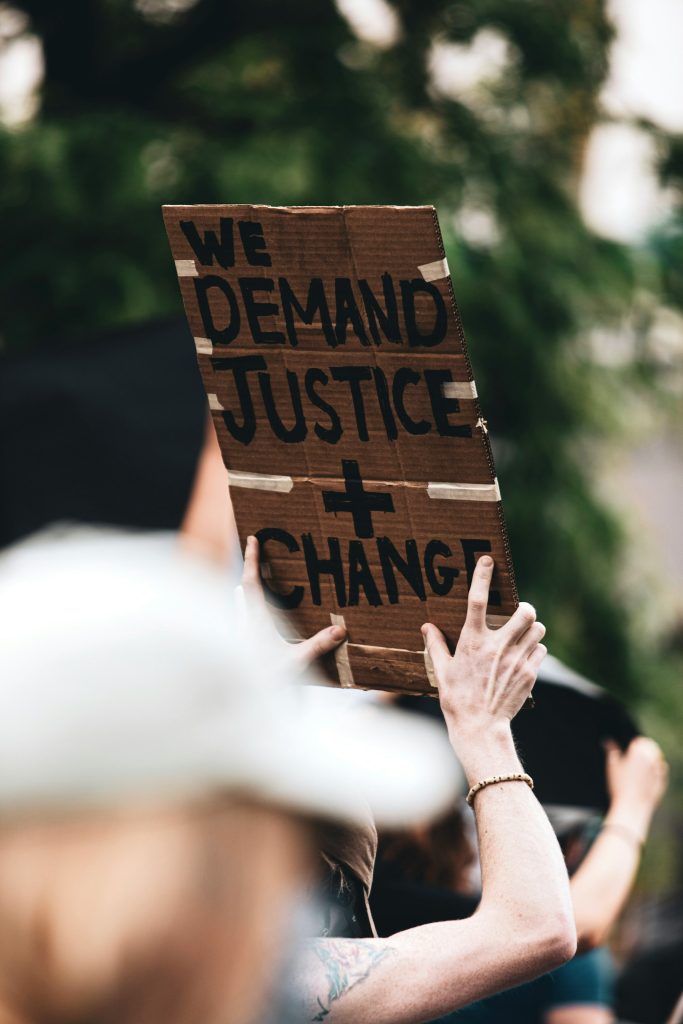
[429,205,519,609]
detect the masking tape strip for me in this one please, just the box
[227,470,294,494]
[194,337,213,355]
[330,613,354,688]
[423,647,437,689]
[207,393,224,411]
[175,259,198,277]
[486,614,511,629]
[418,257,450,282]
[442,380,478,400]
[427,480,501,502]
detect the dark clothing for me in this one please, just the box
[616,937,683,1024]
[0,318,206,549]
[371,856,478,936]
[317,862,375,939]
[434,948,615,1023]
[317,812,379,938]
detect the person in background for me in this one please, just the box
[448,734,667,1024]
[371,728,667,1024]
[0,528,575,1024]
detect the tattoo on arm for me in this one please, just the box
[307,939,394,1021]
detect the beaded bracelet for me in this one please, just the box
[466,772,534,807]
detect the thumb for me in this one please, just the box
[603,739,622,770]
[294,624,347,668]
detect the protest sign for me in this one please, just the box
[163,204,518,694]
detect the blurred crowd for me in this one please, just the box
[0,342,678,1024]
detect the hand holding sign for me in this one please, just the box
[240,534,346,673]
[422,556,546,765]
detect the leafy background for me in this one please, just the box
[1,0,682,915]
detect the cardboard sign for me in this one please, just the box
[163,205,518,694]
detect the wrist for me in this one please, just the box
[605,799,653,838]
[600,820,646,849]
[449,721,522,787]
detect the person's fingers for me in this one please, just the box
[241,535,261,588]
[294,624,346,666]
[421,622,452,677]
[516,643,545,700]
[629,736,664,762]
[501,601,537,643]
[526,642,547,672]
[515,621,546,658]
[463,555,494,632]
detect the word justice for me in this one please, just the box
[255,528,501,610]
[212,354,471,445]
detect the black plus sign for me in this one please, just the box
[322,460,395,539]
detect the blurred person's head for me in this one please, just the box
[378,805,475,894]
[0,800,309,1024]
[0,528,459,1024]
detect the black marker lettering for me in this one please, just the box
[392,367,430,435]
[330,366,373,442]
[210,353,266,444]
[371,367,398,441]
[359,273,401,344]
[400,278,448,347]
[348,540,382,606]
[238,278,285,345]
[258,370,307,443]
[305,368,342,444]
[254,528,303,609]
[194,275,241,345]
[377,537,426,603]
[302,534,347,606]
[279,277,335,348]
[181,217,235,268]
[425,370,472,438]
[238,221,271,266]
[424,540,459,596]
[334,278,368,347]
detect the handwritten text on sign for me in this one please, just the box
[164,205,517,692]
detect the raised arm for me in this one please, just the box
[295,557,576,1024]
[570,736,668,953]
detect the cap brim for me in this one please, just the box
[0,529,462,828]
[229,683,464,828]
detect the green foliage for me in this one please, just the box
[1,0,671,700]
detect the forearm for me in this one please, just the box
[298,896,571,1024]
[570,800,648,951]
[457,724,575,950]
[295,727,575,1024]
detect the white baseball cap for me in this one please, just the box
[0,528,460,827]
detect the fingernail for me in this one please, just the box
[421,624,428,636]
[479,555,493,568]
[247,535,255,545]
[330,626,345,641]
